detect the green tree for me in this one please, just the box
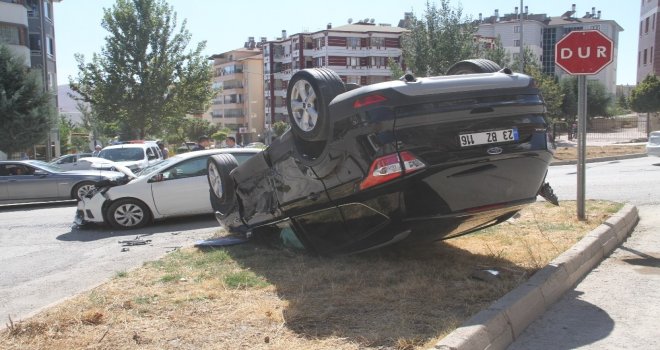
[211,127,231,143]
[630,75,660,116]
[616,94,629,110]
[482,35,511,69]
[70,0,214,140]
[510,46,540,74]
[527,68,563,120]
[401,0,478,76]
[272,121,289,137]
[387,57,404,80]
[0,45,56,156]
[58,115,90,154]
[560,76,612,120]
[165,117,218,144]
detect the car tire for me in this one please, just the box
[72,181,96,201]
[106,199,151,229]
[446,59,502,75]
[286,68,345,142]
[207,154,238,215]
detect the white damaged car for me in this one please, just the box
[75,148,260,229]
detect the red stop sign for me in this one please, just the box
[555,30,613,75]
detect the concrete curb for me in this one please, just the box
[433,204,639,350]
[550,153,647,166]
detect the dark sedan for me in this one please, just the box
[207,60,557,255]
[0,160,125,205]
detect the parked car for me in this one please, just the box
[97,142,162,172]
[647,131,660,157]
[75,148,261,229]
[0,160,125,204]
[207,61,557,255]
[49,153,94,171]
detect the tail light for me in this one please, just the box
[360,151,425,190]
[353,94,387,108]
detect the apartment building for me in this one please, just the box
[0,0,61,159]
[637,0,659,82]
[477,4,622,94]
[206,39,265,144]
[263,21,407,123]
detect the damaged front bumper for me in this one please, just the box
[74,192,108,225]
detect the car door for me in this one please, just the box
[0,165,10,201]
[150,156,210,216]
[6,164,60,201]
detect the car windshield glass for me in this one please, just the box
[28,161,63,172]
[135,157,177,176]
[650,135,660,144]
[98,148,144,161]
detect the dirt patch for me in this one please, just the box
[0,201,621,350]
[553,145,646,161]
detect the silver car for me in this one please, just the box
[49,153,93,171]
[0,160,125,205]
[647,131,660,157]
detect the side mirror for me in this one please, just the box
[148,173,164,183]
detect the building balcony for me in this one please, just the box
[274,89,287,98]
[213,72,244,80]
[0,2,29,27]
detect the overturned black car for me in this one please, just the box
[207,60,557,255]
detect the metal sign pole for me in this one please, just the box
[577,75,587,220]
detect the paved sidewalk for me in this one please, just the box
[509,205,660,349]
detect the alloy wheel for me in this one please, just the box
[208,162,223,198]
[289,79,318,132]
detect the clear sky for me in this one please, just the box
[54,0,639,86]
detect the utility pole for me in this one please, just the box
[519,0,524,73]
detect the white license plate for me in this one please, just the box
[459,128,519,147]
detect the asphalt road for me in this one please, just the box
[546,156,660,206]
[510,155,660,349]
[0,202,219,323]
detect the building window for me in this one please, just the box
[371,56,386,67]
[589,25,600,30]
[370,37,384,48]
[654,13,656,30]
[651,46,654,63]
[514,26,520,33]
[646,17,650,33]
[315,37,324,49]
[638,51,641,67]
[346,76,360,84]
[0,24,21,45]
[347,56,358,67]
[643,49,648,65]
[347,37,360,49]
[28,33,41,51]
[514,39,521,47]
[43,0,52,20]
[46,36,54,56]
[47,72,53,91]
[26,0,39,17]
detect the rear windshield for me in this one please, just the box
[98,147,145,161]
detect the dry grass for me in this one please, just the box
[1,200,621,350]
[553,144,646,161]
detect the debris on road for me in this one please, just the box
[471,269,501,281]
[118,236,152,246]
